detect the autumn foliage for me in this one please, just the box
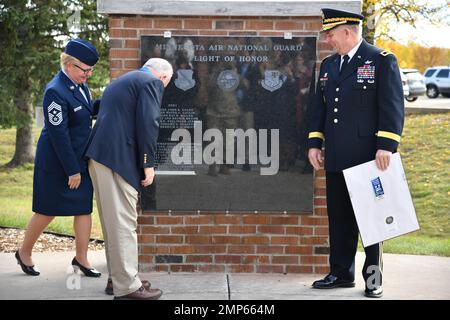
[376,39,450,73]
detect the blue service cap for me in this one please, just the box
[64,39,99,66]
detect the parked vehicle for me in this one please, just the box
[401,69,426,102]
[400,71,410,98]
[423,66,450,98]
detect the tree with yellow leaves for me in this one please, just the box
[362,0,447,45]
[375,39,450,72]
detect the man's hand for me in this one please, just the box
[141,167,155,187]
[375,149,392,171]
[68,173,81,189]
[308,148,323,171]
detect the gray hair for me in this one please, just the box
[144,58,173,76]
[348,23,363,38]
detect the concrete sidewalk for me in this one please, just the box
[0,251,449,300]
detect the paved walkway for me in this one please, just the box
[0,251,449,300]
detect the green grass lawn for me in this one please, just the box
[1,112,449,256]
[0,127,103,239]
[382,112,450,257]
[357,112,450,256]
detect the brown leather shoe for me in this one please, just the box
[113,286,162,300]
[105,279,152,296]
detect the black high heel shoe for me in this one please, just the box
[71,257,101,277]
[15,251,40,276]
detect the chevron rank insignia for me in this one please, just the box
[48,101,63,126]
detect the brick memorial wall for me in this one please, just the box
[97,0,362,273]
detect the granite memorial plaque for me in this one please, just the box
[140,36,316,212]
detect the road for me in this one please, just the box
[405,95,450,113]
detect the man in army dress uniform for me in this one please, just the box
[308,8,405,298]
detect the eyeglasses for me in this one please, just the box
[73,64,94,74]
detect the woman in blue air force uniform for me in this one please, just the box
[15,39,102,278]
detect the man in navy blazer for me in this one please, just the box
[86,58,173,300]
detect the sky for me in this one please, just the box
[391,18,450,48]
[388,0,450,48]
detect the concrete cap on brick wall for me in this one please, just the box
[97,0,362,17]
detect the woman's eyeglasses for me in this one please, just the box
[73,64,94,74]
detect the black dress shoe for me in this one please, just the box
[71,257,101,277]
[365,286,383,298]
[15,251,40,276]
[312,274,355,289]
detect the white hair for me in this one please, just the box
[348,23,363,38]
[144,58,173,76]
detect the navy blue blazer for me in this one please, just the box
[85,68,164,191]
[307,40,405,172]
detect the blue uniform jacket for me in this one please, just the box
[85,69,164,192]
[36,71,99,176]
[307,40,405,172]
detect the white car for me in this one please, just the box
[423,66,450,98]
[400,71,410,98]
[401,69,426,102]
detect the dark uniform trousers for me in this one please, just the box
[307,39,404,287]
[326,171,382,285]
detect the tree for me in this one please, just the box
[376,39,450,72]
[362,0,447,44]
[0,0,108,167]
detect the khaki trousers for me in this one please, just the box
[88,159,142,297]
